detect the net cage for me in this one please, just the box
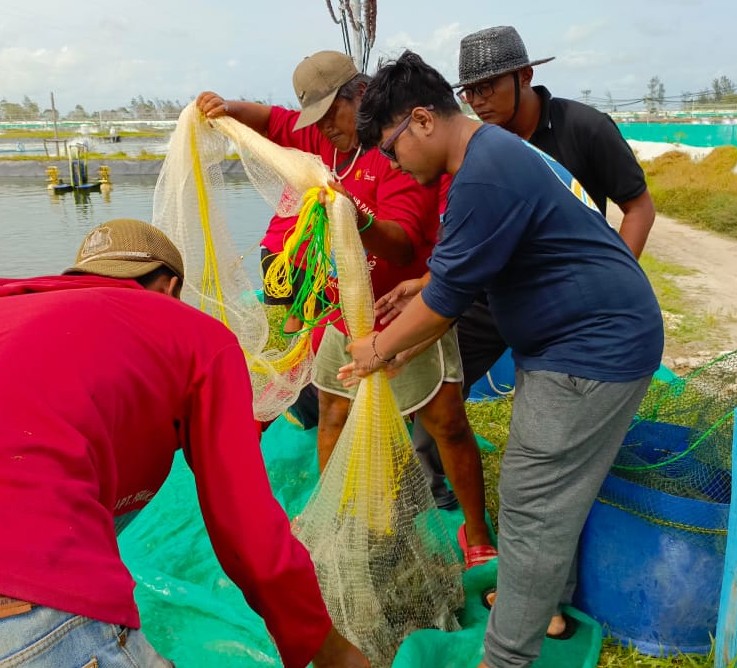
[151,103,464,664]
[602,350,737,549]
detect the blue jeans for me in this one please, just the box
[0,605,173,667]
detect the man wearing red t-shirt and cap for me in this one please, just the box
[0,219,367,667]
[197,51,496,567]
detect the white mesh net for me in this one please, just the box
[152,104,318,421]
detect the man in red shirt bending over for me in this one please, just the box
[0,219,367,668]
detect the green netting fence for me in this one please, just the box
[606,350,736,547]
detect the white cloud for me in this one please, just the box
[563,20,608,44]
[377,22,464,82]
[382,31,421,52]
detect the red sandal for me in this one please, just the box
[457,523,498,569]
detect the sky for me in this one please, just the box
[1,0,734,115]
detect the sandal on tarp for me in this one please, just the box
[546,612,579,640]
[481,586,497,609]
[457,523,498,569]
[481,594,579,641]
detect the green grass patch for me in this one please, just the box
[597,639,716,667]
[0,151,167,161]
[638,253,724,349]
[643,146,737,238]
[0,128,171,140]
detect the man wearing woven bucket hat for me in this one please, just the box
[197,52,497,566]
[453,25,654,246]
[0,219,368,668]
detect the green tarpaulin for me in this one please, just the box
[119,417,602,667]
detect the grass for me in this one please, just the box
[638,252,724,351]
[642,146,737,238]
[1,128,170,140]
[0,151,167,161]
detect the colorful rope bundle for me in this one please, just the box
[263,186,342,336]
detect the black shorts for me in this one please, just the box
[260,247,309,307]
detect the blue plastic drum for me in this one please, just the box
[576,422,730,655]
[468,348,515,400]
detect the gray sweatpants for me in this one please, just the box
[484,369,651,668]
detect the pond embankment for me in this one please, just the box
[0,159,245,178]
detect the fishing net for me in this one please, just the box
[152,104,320,421]
[600,350,737,549]
[151,102,463,663]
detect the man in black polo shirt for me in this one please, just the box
[454,25,654,250]
[409,24,657,637]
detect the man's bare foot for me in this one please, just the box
[547,613,565,636]
[480,592,568,638]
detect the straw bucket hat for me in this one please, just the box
[455,26,554,88]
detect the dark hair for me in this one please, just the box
[135,265,179,288]
[337,73,372,101]
[357,50,460,147]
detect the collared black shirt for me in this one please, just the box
[528,85,647,215]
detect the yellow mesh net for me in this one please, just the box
[152,102,463,664]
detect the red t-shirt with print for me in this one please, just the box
[262,106,439,334]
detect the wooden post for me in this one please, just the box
[715,407,737,667]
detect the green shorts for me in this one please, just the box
[313,326,463,415]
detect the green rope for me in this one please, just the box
[281,200,344,338]
[614,408,733,471]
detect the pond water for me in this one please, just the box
[0,176,273,278]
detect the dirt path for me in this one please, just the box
[608,208,737,366]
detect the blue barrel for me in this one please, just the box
[576,421,730,655]
[468,348,515,400]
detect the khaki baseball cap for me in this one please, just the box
[64,218,185,280]
[292,50,358,130]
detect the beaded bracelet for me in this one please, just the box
[358,213,374,233]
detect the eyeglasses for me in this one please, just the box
[456,75,507,103]
[378,105,434,162]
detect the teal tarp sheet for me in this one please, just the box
[119,417,602,667]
